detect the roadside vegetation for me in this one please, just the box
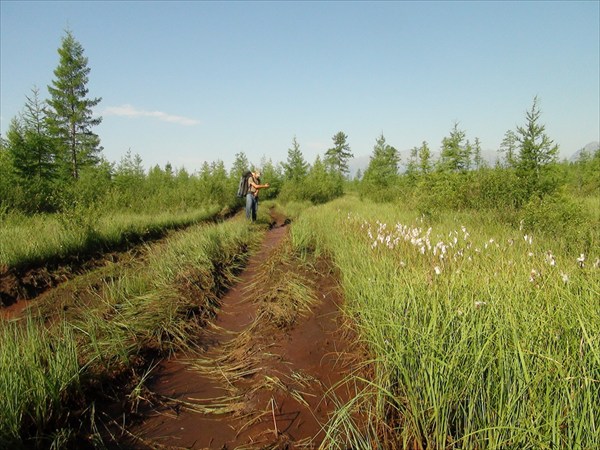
[0,214,266,448]
[291,196,599,449]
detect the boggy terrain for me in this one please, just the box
[124,214,365,448]
[1,211,366,449]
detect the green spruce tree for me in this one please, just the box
[515,96,559,201]
[282,136,309,181]
[362,133,400,189]
[437,122,469,173]
[230,151,250,178]
[325,131,353,177]
[47,30,103,179]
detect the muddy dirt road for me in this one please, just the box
[1,211,365,449]
[126,215,363,449]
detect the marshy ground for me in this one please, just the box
[1,210,365,449]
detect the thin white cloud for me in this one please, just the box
[104,104,200,126]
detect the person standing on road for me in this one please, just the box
[246,169,270,221]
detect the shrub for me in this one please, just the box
[520,192,598,253]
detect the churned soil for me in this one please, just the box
[1,210,366,448]
[127,215,364,449]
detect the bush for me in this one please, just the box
[520,192,598,253]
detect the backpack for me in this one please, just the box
[236,170,252,198]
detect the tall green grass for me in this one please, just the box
[291,196,600,449]
[0,319,80,448]
[0,215,265,447]
[0,205,223,270]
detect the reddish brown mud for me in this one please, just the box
[1,210,365,448]
[127,216,362,449]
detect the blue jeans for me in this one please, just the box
[246,193,258,221]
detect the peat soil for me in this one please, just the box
[124,214,364,449]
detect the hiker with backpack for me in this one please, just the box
[239,169,269,221]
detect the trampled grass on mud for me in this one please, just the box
[0,215,264,447]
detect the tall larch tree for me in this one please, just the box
[325,131,353,177]
[47,29,102,180]
[499,130,518,168]
[437,122,470,173]
[418,141,432,175]
[515,96,559,200]
[6,88,56,182]
[282,136,309,181]
[230,151,250,178]
[362,133,400,189]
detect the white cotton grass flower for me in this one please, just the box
[474,301,487,309]
[529,269,540,283]
[560,272,569,284]
[545,250,556,267]
[434,266,442,275]
[524,234,533,245]
[577,253,585,268]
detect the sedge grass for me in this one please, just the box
[291,196,600,449]
[0,214,265,446]
[0,205,222,270]
[0,318,80,448]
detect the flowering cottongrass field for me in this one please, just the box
[291,196,599,449]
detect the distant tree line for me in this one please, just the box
[359,96,598,208]
[357,96,599,251]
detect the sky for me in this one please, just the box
[1,1,599,174]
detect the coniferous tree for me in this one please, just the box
[437,123,469,173]
[499,130,518,168]
[325,131,353,177]
[230,151,250,178]
[208,160,228,204]
[405,145,419,180]
[5,88,58,211]
[258,156,282,199]
[515,96,559,200]
[418,141,432,175]
[47,30,102,179]
[361,134,400,202]
[362,133,400,188]
[0,136,17,210]
[472,137,486,170]
[6,89,56,181]
[307,155,332,204]
[282,136,309,181]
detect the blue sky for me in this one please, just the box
[1,1,598,174]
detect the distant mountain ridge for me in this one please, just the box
[569,141,599,162]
